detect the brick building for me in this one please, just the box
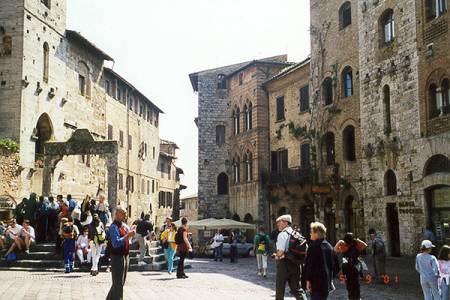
[0,0,183,224]
[190,56,291,229]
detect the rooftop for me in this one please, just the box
[263,56,311,86]
[65,30,114,62]
[103,68,164,113]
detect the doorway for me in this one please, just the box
[386,203,401,256]
[324,198,336,244]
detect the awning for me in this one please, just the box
[174,218,255,230]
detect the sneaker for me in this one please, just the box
[65,268,70,274]
[25,249,30,255]
[257,272,262,276]
[138,261,147,266]
[263,272,267,278]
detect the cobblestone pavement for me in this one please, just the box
[0,256,422,299]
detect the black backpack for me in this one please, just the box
[175,228,184,245]
[343,244,359,266]
[285,230,308,265]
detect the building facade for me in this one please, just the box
[0,0,183,223]
[190,56,291,227]
[358,0,450,255]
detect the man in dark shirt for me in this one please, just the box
[106,206,135,300]
[304,222,334,300]
[135,214,153,266]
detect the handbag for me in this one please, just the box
[6,252,17,262]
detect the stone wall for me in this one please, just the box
[0,147,20,199]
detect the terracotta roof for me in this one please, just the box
[65,30,114,61]
[225,59,294,79]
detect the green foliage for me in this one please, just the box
[0,139,19,153]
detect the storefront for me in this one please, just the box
[427,185,450,245]
[0,195,16,221]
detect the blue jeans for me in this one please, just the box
[421,279,440,300]
[63,239,75,271]
[164,247,175,273]
[440,278,449,300]
[215,245,223,260]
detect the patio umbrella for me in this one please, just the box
[173,218,255,230]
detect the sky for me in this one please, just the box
[67,0,311,197]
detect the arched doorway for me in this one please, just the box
[324,198,336,244]
[34,113,54,163]
[424,155,450,245]
[344,196,356,233]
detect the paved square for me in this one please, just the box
[0,257,422,299]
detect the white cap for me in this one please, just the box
[421,240,435,249]
[276,214,292,224]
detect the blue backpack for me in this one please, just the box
[6,252,17,262]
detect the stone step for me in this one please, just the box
[30,243,57,252]
[17,251,59,260]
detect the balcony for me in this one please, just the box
[267,167,315,186]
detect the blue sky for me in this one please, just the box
[67,0,311,197]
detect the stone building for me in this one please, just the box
[357,0,450,255]
[264,59,318,237]
[306,0,365,241]
[190,56,291,228]
[0,0,183,223]
[180,193,198,222]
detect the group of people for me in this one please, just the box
[269,214,387,300]
[416,239,450,300]
[211,229,241,263]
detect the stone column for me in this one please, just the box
[42,155,61,197]
[106,154,118,210]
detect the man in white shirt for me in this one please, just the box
[213,230,224,261]
[3,219,23,258]
[20,219,35,254]
[273,214,306,300]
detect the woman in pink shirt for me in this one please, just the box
[438,245,450,300]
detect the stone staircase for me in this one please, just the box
[0,241,185,272]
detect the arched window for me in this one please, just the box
[424,155,450,176]
[243,104,248,131]
[217,74,227,89]
[2,36,12,56]
[217,173,229,195]
[245,102,253,130]
[384,170,397,196]
[323,132,335,166]
[343,125,356,161]
[233,108,240,135]
[442,79,450,115]
[322,77,333,105]
[34,113,53,162]
[216,125,225,146]
[77,61,90,98]
[342,66,353,97]
[244,213,253,223]
[43,42,49,83]
[232,214,241,221]
[339,1,352,29]
[429,83,439,118]
[380,9,395,44]
[426,0,448,21]
[383,85,392,134]
[233,157,240,184]
[244,151,253,182]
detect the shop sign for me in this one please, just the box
[311,185,331,194]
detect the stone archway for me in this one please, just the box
[42,129,119,209]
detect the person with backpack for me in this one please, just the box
[304,222,334,300]
[175,217,192,279]
[47,196,59,243]
[61,216,79,273]
[334,233,367,300]
[90,215,107,276]
[368,228,386,282]
[106,205,135,300]
[273,214,307,300]
[253,227,270,277]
